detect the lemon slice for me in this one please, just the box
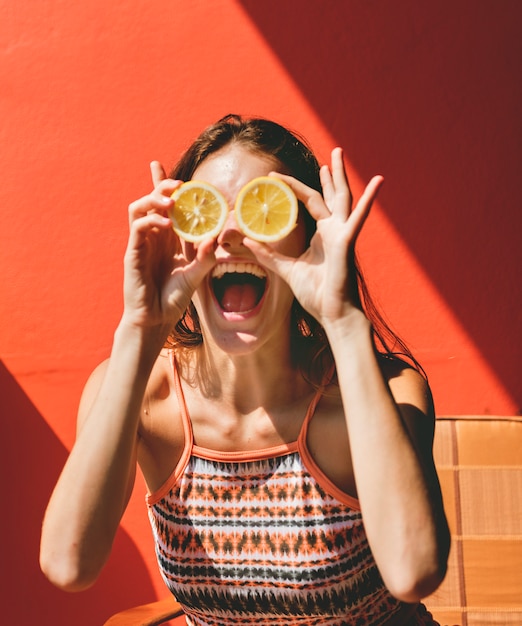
[234,177,298,242]
[170,181,228,242]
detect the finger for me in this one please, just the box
[128,178,183,226]
[152,178,182,202]
[347,175,384,241]
[150,161,167,188]
[331,148,351,196]
[127,213,172,248]
[179,229,224,264]
[128,192,173,226]
[269,172,330,221]
[319,164,335,209]
[330,148,352,220]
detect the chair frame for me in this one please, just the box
[103,595,184,625]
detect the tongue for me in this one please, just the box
[220,283,259,313]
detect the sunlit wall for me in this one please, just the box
[1,2,520,623]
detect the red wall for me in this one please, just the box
[1,1,520,623]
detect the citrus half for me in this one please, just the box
[234,177,298,242]
[170,181,228,242]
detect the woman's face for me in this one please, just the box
[186,143,308,356]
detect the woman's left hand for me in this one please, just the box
[245,148,383,327]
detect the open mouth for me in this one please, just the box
[211,262,267,313]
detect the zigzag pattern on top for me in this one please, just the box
[147,451,413,625]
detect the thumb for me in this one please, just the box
[183,238,217,289]
[244,239,295,284]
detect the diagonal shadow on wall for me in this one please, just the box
[0,360,157,625]
[239,0,522,411]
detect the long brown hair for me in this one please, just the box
[166,114,423,384]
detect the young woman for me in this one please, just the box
[40,115,450,625]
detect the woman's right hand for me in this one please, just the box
[122,162,216,330]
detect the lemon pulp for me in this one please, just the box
[170,181,228,242]
[234,177,298,242]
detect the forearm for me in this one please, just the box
[40,321,170,590]
[324,311,448,600]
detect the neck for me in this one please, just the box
[178,342,310,415]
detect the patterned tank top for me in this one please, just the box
[146,360,439,626]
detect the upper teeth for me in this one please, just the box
[212,263,267,279]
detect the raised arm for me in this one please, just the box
[245,149,450,601]
[40,164,216,591]
[325,315,449,601]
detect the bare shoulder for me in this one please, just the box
[138,349,186,493]
[141,349,180,434]
[144,349,174,404]
[76,350,174,426]
[379,356,433,412]
[379,355,436,452]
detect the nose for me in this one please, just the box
[217,209,245,248]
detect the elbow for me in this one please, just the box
[40,511,116,592]
[39,545,101,593]
[384,533,451,603]
[385,562,448,604]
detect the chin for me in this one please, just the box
[192,261,295,357]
